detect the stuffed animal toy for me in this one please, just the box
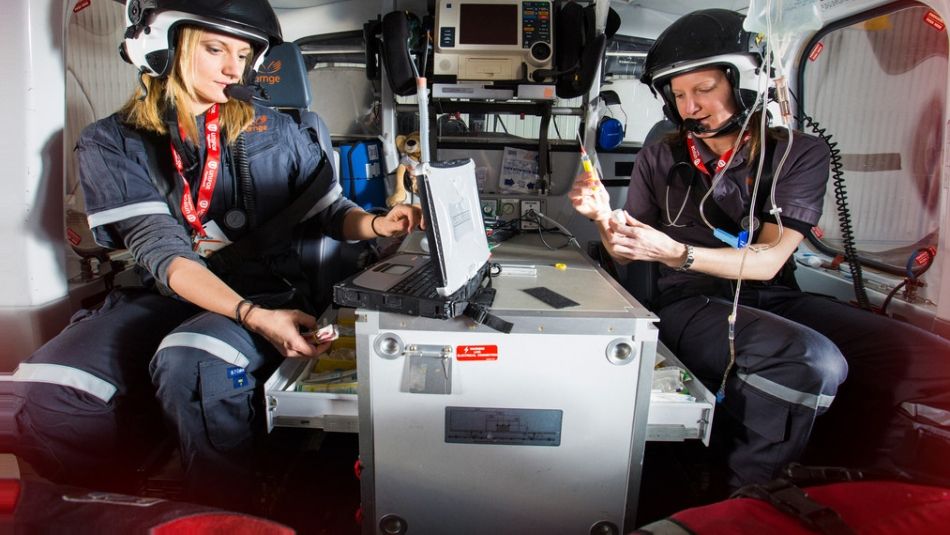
[386,132,422,207]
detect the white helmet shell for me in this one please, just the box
[120,0,282,78]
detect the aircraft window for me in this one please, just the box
[800,5,946,287]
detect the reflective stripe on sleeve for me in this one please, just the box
[8,363,117,403]
[86,201,171,228]
[156,333,251,368]
[736,371,835,410]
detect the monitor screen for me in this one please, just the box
[459,4,518,45]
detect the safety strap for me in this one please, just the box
[205,161,334,271]
[132,107,340,261]
[732,478,856,535]
[463,286,513,334]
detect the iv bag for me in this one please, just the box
[744,0,822,38]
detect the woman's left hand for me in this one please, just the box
[605,212,685,267]
[375,204,424,237]
[244,308,332,358]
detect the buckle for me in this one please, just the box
[465,303,489,325]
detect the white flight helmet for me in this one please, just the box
[120,0,283,79]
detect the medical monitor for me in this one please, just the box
[434,0,554,82]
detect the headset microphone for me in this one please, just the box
[224,83,268,103]
[682,113,744,136]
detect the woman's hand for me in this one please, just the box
[244,307,332,358]
[604,212,686,267]
[375,204,424,237]
[569,171,612,222]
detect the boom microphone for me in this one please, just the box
[683,113,744,137]
[224,83,257,102]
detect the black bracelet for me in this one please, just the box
[370,214,386,238]
[242,303,259,325]
[235,299,253,325]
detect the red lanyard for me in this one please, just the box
[686,133,750,177]
[171,104,221,238]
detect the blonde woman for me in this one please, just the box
[12,0,419,508]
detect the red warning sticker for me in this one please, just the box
[808,42,824,62]
[925,11,945,31]
[812,226,824,239]
[457,345,498,361]
[67,228,82,246]
[915,249,935,266]
[73,0,92,13]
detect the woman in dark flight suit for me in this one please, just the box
[572,9,950,490]
[11,0,420,508]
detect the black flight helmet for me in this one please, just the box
[641,9,767,130]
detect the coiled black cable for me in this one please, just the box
[798,113,871,310]
[235,133,256,228]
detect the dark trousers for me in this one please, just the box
[10,289,198,489]
[11,287,285,508]
[149,312,283,509]
[658,287,950,487]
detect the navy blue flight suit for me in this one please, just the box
[10,104,357,507]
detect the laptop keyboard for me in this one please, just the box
[390,262,440,299]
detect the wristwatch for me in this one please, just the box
[677,244,695,272]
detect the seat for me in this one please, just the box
[255,42,374,312]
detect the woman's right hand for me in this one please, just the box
[568,171,612,222]
[244,307,331,358]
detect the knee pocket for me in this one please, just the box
[738,386,791,443]
[198,359,256,452]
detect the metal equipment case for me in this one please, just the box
[357,236,656,534]
[263,236,716,533]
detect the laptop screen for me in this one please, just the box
[419,159,491,297]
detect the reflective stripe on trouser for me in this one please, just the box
[10,288,198,486]
[767,290,950,479]
[150,311,283,508]
[657,293,848,487]
[6,363,117,402]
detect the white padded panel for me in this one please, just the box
[65,0,136,256]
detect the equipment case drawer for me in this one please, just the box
[263,357,358,433]
[266,348,714,445]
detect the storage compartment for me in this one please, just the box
[263,357,358,433]
[647,343,715,445]
[264,308,359,433]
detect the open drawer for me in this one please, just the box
[646,342,715,445]
[263,307,359,433]
[263,357,358,433]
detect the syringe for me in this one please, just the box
[577,134,599,191]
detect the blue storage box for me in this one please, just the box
[338,141,386,210]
